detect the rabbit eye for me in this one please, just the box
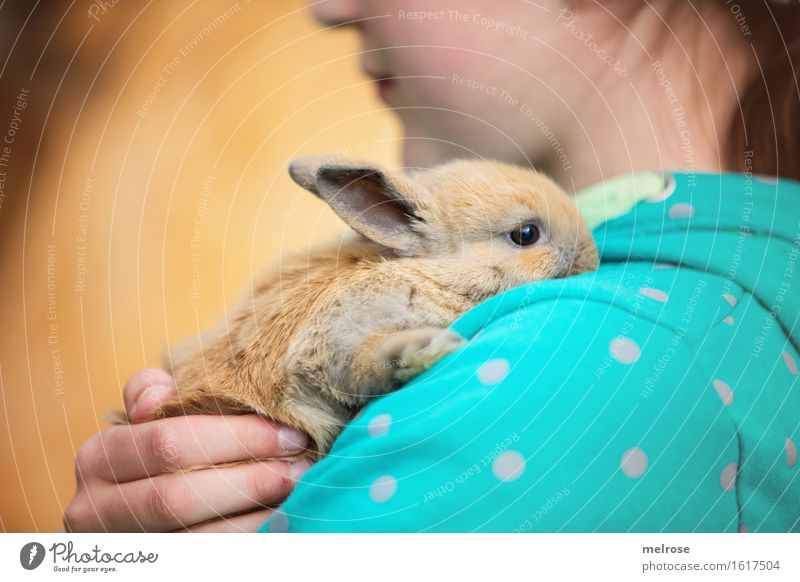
[508,223,540,246]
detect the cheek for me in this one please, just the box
[391,50,528,138]
[502,247,560,279]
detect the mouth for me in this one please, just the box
[375,78,395,101]
[363,67,396,102]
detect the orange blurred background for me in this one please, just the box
[0,0,399,532]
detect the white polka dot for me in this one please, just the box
[739,525,749,533]
[368,414,392,437]
[641,287,668,302]
[669,203,695,219]
[654,263,677,269]
[369,475,397,503]
[755,175,778,185]
[477,358,510,385]
[782,351,798,376]
[645,175,676,202]
[620,447,648,478]
[722,293,737,307]
[720,462,737,491]
[610,337,641,365]
[712,379,734,406]
[493,451,526,481]
[786,438,798,468]
[268,510,289,533]
[722,316,735,326]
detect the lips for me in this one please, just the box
[362,63,395,102]
[375,78,394,101]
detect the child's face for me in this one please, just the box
[311,0,626,169]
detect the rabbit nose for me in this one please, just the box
[565,237,599,276]
[560,241,588,277]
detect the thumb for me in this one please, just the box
[123,368,176,423]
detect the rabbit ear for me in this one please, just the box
[289,155,426,255]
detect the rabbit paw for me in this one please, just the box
[380,327,467,384]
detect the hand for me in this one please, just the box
[64,368,312,532]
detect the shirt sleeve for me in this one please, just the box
[261,265,750,532]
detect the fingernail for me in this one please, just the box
[278,426,309,452]
[291,459,313,482]
[131,384,175,418]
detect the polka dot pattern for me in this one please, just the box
[712,379,734,406]
[477,358,510,385]
[493,451,526,482]
[370,475,397,503]
[610,337,641,365]
[641,287,668,302]
[620,447,648,478]
[722,293,737,307]
[720,463,737,491]
[786,438,797,469]
[255,172,800,534]
[669,203,695,219]
[782,351,798,376]
[368,414,392,438]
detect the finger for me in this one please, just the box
[123,368,176,423]
[177,508,274,533]
[95,459,310,532]
[87,415,311,482]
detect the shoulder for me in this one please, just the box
[263,266,745,533]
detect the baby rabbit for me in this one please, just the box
[158,156,598,456]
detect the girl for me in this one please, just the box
[66,0,800,532]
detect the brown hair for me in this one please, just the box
[728,2,800,180]
[659,1,800,179]
[579,0,800,179]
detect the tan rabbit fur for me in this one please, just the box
[158,156,599,456]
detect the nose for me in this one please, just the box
[309,0,361,28]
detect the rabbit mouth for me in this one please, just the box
[557,240,600,278]
[555,260,586,280]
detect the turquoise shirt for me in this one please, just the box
[261,171,800,532]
